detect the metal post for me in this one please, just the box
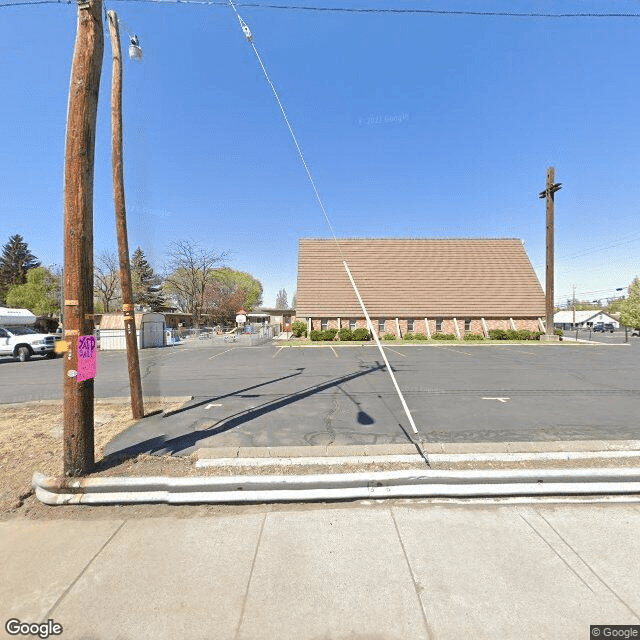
[62,0,104,476]
[107,10,144,419]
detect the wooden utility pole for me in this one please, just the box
[538,167,562,337]
[62,0,104,476]
[108,10,144,419]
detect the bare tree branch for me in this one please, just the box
[94,250,121,313]
[163,240,228,324]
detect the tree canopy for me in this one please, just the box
[5,267,59,316]
[204,268,263,324]
[0,234,41,304]
[619,277,640,329]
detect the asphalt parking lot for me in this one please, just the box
[5,339,636,454]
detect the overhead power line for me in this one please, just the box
[5,0,640,16]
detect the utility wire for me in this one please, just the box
[225,0,427,461]
[7,0,640,17]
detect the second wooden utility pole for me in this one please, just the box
[62,0,104,476]
[539,167,562,339]
[108,10,144,419]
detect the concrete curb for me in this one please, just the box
[196,440,640,460]
[32,468,640,505]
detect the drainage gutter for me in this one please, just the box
[33,468,640,505]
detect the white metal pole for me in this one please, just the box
[342,261,419,435]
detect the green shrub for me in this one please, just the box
[322,328,338,341]
[413,333,428,341]
[338,327,353,341]
[309,330,322,342]
[488,329,507,340]
[403,333,415,341]
[554,328,563,337]
[432,332,456,340]
[291,321,307,338]
[505,329,519,340]
[352,327,370,341]
[463,332,484,341]
[382,333,397,341]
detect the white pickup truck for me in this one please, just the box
[0,325,60,362]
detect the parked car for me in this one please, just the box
[593,322,615,333]
[631,328,640,337]
[0,325,61,361]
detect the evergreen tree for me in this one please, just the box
[131,247,165,310]
[0,234,41,304]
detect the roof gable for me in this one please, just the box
[296,238,545,317]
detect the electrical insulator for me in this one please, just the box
[129,35,143,61]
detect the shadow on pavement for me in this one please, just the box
[99,362,389,468]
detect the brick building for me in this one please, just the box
[295,238,546,337]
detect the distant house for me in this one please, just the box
[553,310,620,330]
[248,308,295,332]
[296,238,546,337]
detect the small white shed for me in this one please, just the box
[99,312,166,350]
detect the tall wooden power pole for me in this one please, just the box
[62,0,104,476]
[108,10,144,419]
[538,167,562,338]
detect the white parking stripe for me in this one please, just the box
[208,348,236,360]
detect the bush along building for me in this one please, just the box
[295,238,546,338]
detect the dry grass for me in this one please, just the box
[0,399,185,514]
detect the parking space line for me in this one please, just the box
[329,346,339,358]
[208,348,236,360]
[273,347,285,358]
[432,346,473,357]
[383,347,407,358]
[497,347,540,356]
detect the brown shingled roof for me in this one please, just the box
[296,238,545,318]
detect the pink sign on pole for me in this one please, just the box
[77,335,97,382]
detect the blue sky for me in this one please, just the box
[1,0,639,309]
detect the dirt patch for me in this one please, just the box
[0,399,185,516]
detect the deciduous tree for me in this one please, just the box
[275,288,288,309]
[5,267,59,316]
[620,276,640,329]
[163,240,228,324]
[203,269,263,325]
[94,250,121,313]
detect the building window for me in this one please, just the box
[436,317,443,332]
[378,318,386,333]
[464,318,471,331]
[349,319,357,330]
[407,319,414,333]
[321,319,328,331]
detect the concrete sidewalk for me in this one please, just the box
[2,501,639,639]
